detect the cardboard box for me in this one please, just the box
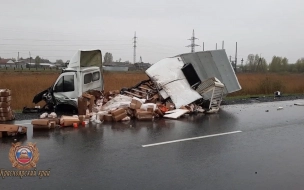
[136,110,153,116]
[113,112,127,121]
[111,108,126,117]
[78,115,86,123]
[0,107,11,113]
[0,111,12,117]
[60,116,80,127]
[0,124,27,137]
[130,99,142,109]
[0,112,14,121]
[136,114,154,120]
[0,89,11,97]
[0,101,11,108]
[47,118,60,125]
[31,119,55,130]
[32,119,50,126]
[129,103,136,109]
[104,114,113,122]
[0,96,11,102]
[78,97,88,115]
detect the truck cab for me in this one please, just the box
[30,49,103,113]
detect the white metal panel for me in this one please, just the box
[68,49,102,69]
[178,50,241,94]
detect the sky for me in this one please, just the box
[0,0,303,64]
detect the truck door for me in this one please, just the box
[52,72,78,104]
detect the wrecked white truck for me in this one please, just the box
[23,49,104,113]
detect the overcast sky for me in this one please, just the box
[0,0,303,64]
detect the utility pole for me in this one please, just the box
[216,43,217,50]
[18,52,19,61]
[229,55,232,63]
[234,42,238,72]
[186,29,199,53]
[203,42,204,51]
[133,32,137,64]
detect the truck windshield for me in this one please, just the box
[54,75,75,92]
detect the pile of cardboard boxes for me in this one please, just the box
[0,89,15,122]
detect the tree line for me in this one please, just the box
[240,54,304,73]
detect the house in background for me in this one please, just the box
[0,59,15,68]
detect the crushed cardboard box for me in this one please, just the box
[0,124,27,138]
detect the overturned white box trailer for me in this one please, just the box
[145,49,241,110]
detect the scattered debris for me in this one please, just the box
[294,103,304,106]
[277,107,283,110]
[274,91,281,97]
[265,110,269,112]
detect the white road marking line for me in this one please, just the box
[142,130,242,147]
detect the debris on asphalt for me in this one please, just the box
[0,124,27,138]
[277,107,284,110]
[294,103,304,106]
[274,91,281,97]
[0,89,15,121]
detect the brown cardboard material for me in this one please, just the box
[136,110,153,116]
[129,103,136,109]
[47,118,60,125]
[0,124,27,136]
[88,96,95,112]
[0,111,12,117]
[147,107,154,112]
[130,99,142,109]
[0,107,11,113]
[113,112,127,121]
[136,114,154,120]
[99,114,104,121]
[0,96,11,102]
[104,114,113,122]
[60,116,80,127]
[0,101,11,108]
[78,115,86,123]
[78,97,88,115]
[111,108,126,117]
[31,119,50,126]
[0,113,14,121]
[0,89,11,97]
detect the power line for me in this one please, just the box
[186,29,199,53]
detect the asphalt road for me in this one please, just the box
[1,100,304,190]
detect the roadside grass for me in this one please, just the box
[0,72,303,110]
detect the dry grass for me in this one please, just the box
[230,73,304,96]
[0,71,148,110]
[0,71,304,110]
